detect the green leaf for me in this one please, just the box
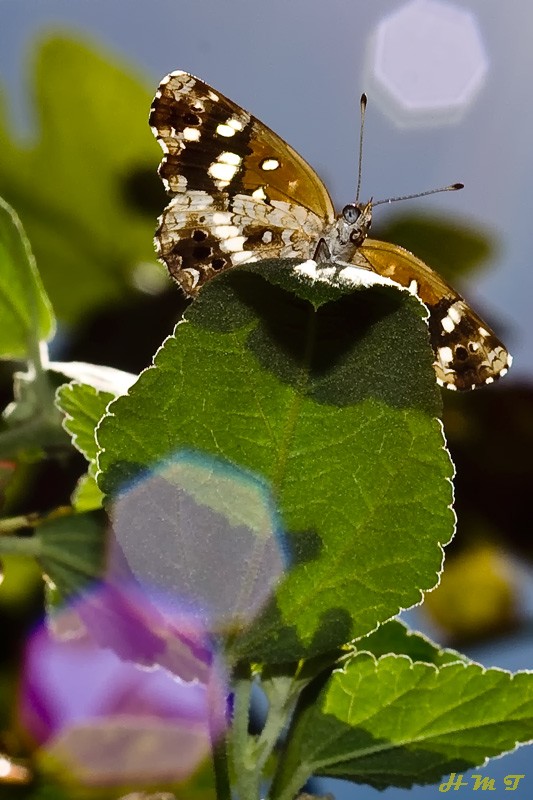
[35,513,106,605]
[56,382,115,463]
[254,618,466,788]
[357,619,468,666]
[0,36,163,324]
[71,472,104,513]
[0,196,55,358]
[272,653,533,796]
[96,260,454,662]
[56,380,127,513]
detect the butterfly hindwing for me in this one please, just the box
[356,239,511,390]
[156,190,326,294]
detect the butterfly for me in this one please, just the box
[149,70,511,391]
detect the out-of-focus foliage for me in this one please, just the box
[375,212,495,283]
[0,36,165,325]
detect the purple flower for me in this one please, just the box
[19,581,226,787]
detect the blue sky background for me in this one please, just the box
[1,2,532,797]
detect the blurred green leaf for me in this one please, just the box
[0,459,16,512]
[35,513,106,606]
[96,259,454,663]
[374,213,494,283]
[0,36,164,324]
[0,552,42,606]
[71,473,103,513]
[443,386,533,564]
[0,785,70,800]
[0,197,55,358]
[274,653,533,795]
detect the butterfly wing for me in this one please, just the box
[150,71,335,294]
[354,238,511,390]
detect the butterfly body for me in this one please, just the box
[150,70,511,391]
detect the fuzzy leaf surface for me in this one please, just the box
[96,260,454,662]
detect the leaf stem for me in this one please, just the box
[212,731,232,800]
[208,652,232,800]
[269,764,312,800]
[232,665,261,800]
[0,533,41,557]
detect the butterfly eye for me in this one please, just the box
[342,204,361,224]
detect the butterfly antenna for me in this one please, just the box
[355,93,367,203]
[373,182,464,207]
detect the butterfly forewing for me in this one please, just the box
[150,71,334,216]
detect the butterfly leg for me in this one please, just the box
[313,238,331,263]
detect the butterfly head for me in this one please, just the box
[322,200,373,262]
[342,201,373,245]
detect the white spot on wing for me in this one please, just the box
[208,162,238,183]
[252,186,267,201]
[448,303,463,323]
[232,251,255,265]
[216,124,236,137]
[212,212,232,225]
[261,158,280,171]
[438,346,454,364]
[214,224,241,239]
[220,236,247,253]
[167,189,212,209]
[219,152,242,166]
[441,315,455,333]
[183,127,201,141]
